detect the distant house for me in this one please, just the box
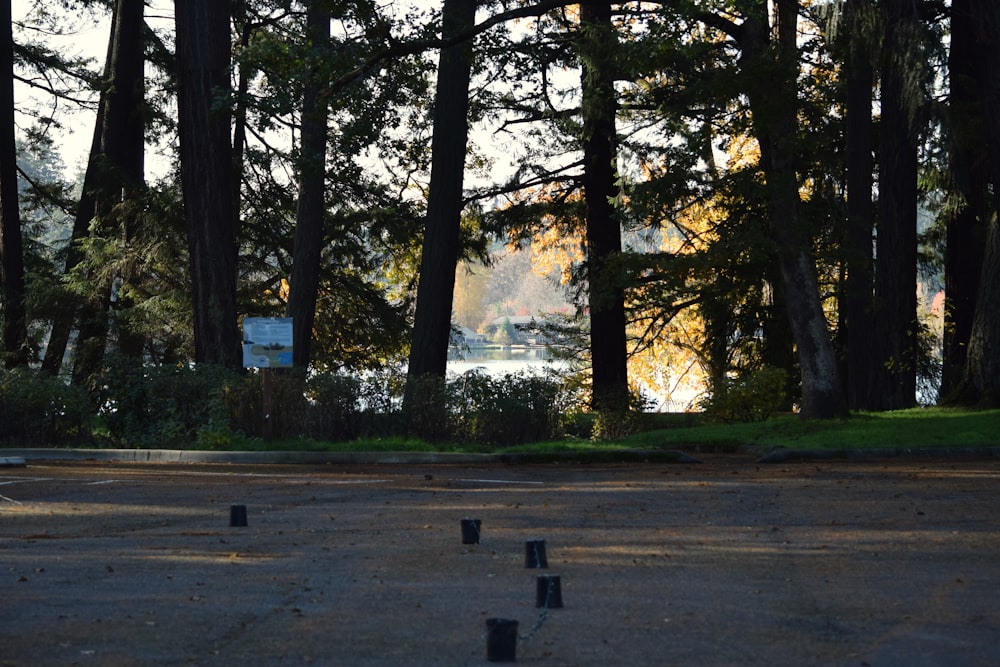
[490,315,538,329]
[454,326,487,346]
[488,315,550,346]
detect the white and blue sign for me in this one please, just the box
[242,317,294,368]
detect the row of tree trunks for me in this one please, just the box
[739,1,846,419]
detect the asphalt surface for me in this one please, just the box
[2,451,999,666]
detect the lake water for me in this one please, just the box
[446,346,566,376]
[446,346,700,411]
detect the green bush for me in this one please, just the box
[700,367,788,423]
[401,373,453,442]
[449,369,571,447]
[99,357,242,448]
[304,373,362,441]
[0,368,92,446]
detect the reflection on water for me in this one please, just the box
[448,345,552,362]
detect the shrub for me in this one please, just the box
[99,357,242,448]
[450,369,570,447]
[401,373,453,442]
[0,368,91,446]
[700,366,788,423]
[303,373,362,441]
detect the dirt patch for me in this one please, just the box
[2,455,1000,666]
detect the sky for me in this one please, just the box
[12,0,178,178]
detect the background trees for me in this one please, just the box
[4,0,998,431]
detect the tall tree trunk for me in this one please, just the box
[41,3,119,376]
[105,0,146,361]
[580,0,630,414]
[404,0,476,396]
[872,0,920,410]
[0,0,28,368]
[287,2,331,370]
[232,0,251,239]
[71,0,146,390]
[962,0,1000,406]
[175,0,241,370]
[41,100,106,375]
[964,221,1000,405]
[941,0,987,399]
[760,270,797,409]
[740,1,845,419]
[844,0,877,410]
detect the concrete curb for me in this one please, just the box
[0,447,702,466]
[755,445,1000,463]
[5,446,1000,466]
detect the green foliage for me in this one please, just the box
[0,368,92,445]
[450,368,573,447]
[304,372,362,438]
[98,357,242,449]
[225,366,406,443]
[591,408,638,441]
[622,407,1000,453]
[699,366,788,423]
[401,373,453,442]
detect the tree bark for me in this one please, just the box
[175,0,241,370]
[71,0,146,389]
[962,0,1000,406]
[964,220,1000,405]
[843,0,877,410]
[405,0,476,384]
[580,0,630,414]
[287,2,331,369]
[0,0,28,368]
[740,1,845,418]
[871,0,920,410]
[941,0,987,399]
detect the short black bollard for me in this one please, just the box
[525,539,548,568]
[485,618,518,662]
[229,505,248,527]
[461,518,481,544]
[535,574,563,609]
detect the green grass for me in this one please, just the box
[617,407,1000,453]
[215,435,486,454]
[212,407,999,455]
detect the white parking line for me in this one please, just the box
[455,478,545,485]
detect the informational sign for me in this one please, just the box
[242,317,293,368]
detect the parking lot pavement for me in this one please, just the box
[3,456,1000,666]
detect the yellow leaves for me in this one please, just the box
[529,225,584,286]
[627,308,709,411]
[725,133,761,170]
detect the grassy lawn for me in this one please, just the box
[619,407,1000,453]
[223,407,999,456]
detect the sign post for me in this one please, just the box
[242,317,293,442]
